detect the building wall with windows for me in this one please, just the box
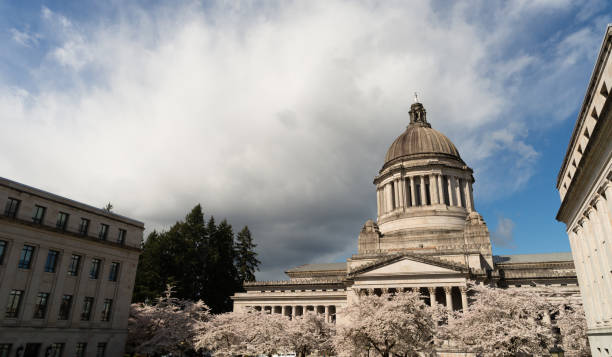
[557,25,612,357]
[0,177,143,357]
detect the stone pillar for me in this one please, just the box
[398,178,405,209]
[584,210,612,322]
[444,287,452,310]
[282,305,289,317]
[428,287,436,306]
[410,177,416,206]
[376,189,381,216]
[325,305,330,323]
[589,202,612,321]
[447,176,454,206]
[464,179,473,211]
[577,224,602,326]
[569,230,595,327]
[420,175,427,206]
[454,177,462,207]
[437,174,444,205]
[468,181,475,210]
[430,174,439,204]
[293,305,299,317]
[595,190,612,265]
[460,286,468,311]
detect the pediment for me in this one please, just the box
[349,253,468,278]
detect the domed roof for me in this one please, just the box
[384,102,462,165]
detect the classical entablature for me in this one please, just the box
[232,98,579,324]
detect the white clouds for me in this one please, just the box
[491,216,516,249]
[0,1,601,279]
[10,28,41,47]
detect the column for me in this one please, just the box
[437,175,444,205]
[398,178,405,209]
[590,202,612,322]
[394,179,400,210]
[325,305,330,323]
[420,176,426,206]
[430,174,439,204]
[468,181,475,210]
[577,224,603,326]
[460,286,468,311]
[282,305,288,317]
[377,189,381,216]
[582,214,608,323]
[464,179,473,211]
[410,177,416,206]
[447,176,454,206]
[569,231,595,327]
[595,189,612,264]
[454,177,462,207]
[293,305,299,317]
[428,287,436,306]
[444,287,452,310]
[386,183,394,212]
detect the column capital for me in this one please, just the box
[443,286,452,294]
[459,286,467,293]
[427,287,435,294]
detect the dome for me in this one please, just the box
[383,102,462,166]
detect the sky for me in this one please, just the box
[1,0,610,280]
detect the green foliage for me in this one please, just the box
[132,204,260,313]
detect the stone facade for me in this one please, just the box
[233,98,580,333]
[0,177,143,357]
[556,24,612,356]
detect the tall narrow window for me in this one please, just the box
[33,292,50,319]
[89,258,101,279]
[98,224,109,240]
[459,179,466,208]
[81,297,94,320]
[108,262,120,282]
[58,295,73,320]
[414,179,422,206]
[48,343,64,357]
[5,290,23,318]
[68,254,81,276]
[96,343,106,357]
[0,240,6,265]
[442,176,450,205]
[78,218,90,236]
[405,179,412,207]
[44,250,59,273]
[101,299,113,321]
[18,245,35,269]
[75,343,87,357]
[4,198,20,218]
[424,177,431,205]
[117,229,126,245]
[56,212,69,230]
[32,205,46,224]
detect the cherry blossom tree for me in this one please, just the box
[126,284,210,355]
[555,300,589,356]
[280,312,335,357]
[442,284,556,356]
[334,291,438,357]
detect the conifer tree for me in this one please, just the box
[235,226,260,283]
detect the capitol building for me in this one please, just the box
[232,99,578,323]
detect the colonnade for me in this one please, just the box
[356,286,468,311]
[567,182,612,328]
[377,173,473,216]
[248,304,337,323]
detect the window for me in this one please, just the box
[75,343,87,357]
[68,254,81,276]
[4,198,20,218]
[18,245,35,269]
[117,229,126,245]
[32,205,46,224]
[5,289,23,318]
[0,344,11,357]
[442,175,450,205]
[45,250,60,273]
[96,343,106,357]
[108,262,120,282]
[58,295,72,320]
[414,180,422,206]
[33,292,50,319]
[89,258,101,279]
[47,343,64,357]
[98,224,109,240]
[405,180,412,207]
[81,297,94,320]
[459,178,466,208]
[424,177,431,205]
[390,181,395,209]
[56,212,69,230]
[101,299,113,321]
[78,218,90,236]
[0,240,6,265]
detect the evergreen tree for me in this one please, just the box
[204,218,240,312]
[235,226,260,283]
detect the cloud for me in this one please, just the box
[10,28,41,47]
[0,1,603,280]
[491,217,516,249]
